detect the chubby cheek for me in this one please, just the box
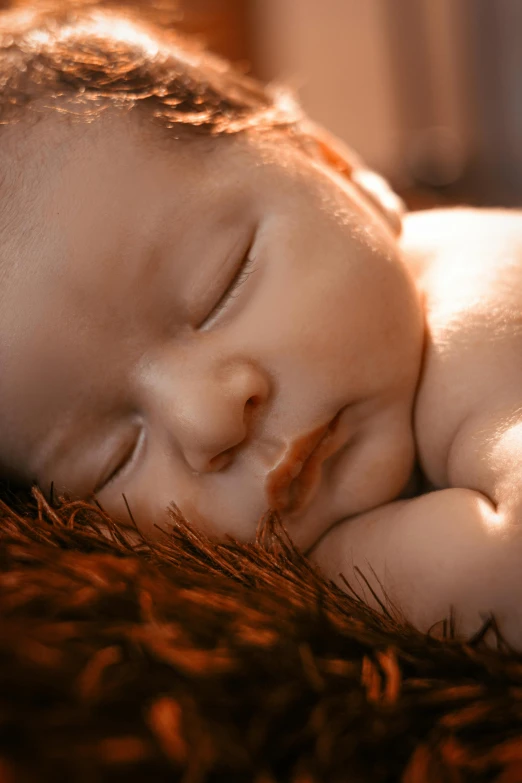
[238,269,364,402]
[99,456,268,544]
[335,413,417,510]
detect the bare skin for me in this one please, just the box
[311,208,522,648]
[3,110,522,647]
[0,112,422,554]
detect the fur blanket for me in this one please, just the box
[1,488,522,782]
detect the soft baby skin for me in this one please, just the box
[0,112,422,555]
[311,208,522,648]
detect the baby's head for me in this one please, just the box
[0,6,424,551]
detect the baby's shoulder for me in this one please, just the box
[402,208,522,486]
[402,207,522,288]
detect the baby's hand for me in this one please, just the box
[309,485,522,650]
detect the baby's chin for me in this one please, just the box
[285,422,417,553]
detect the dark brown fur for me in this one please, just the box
[0,487,521,782]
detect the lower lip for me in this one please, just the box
[271,408,345,516]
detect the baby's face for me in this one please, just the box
[0,113,423,550]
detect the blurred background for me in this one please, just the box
[3,0,522,210]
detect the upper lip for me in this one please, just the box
[266,409,343,516]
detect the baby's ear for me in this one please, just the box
[298,120,406,237]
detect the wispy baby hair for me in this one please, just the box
[0,3,302,134]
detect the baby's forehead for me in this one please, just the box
[0,112,101,252]
[0,111,278,294]
[3,109,297,197]
[0,110,391,312]
[0,114,173,266]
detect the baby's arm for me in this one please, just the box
[310,413,522,647]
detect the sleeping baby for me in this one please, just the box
[1,5,522,647]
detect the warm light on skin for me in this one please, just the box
[0,111,423,554]
[312,207,522,649]
[4,108,522,649]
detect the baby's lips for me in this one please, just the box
[266,459,304,512]
[266,424,331,514]
[266,409,344,516]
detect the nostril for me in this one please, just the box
[244,395,261,434]
[246,394,263,418]
[208,448,234,472]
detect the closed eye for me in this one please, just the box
[93,427,144,496]
[201,252,257,327]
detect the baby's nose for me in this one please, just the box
[152,354,271,474]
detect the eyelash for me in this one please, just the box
[94,428,143,495]
[202,253,257,326]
